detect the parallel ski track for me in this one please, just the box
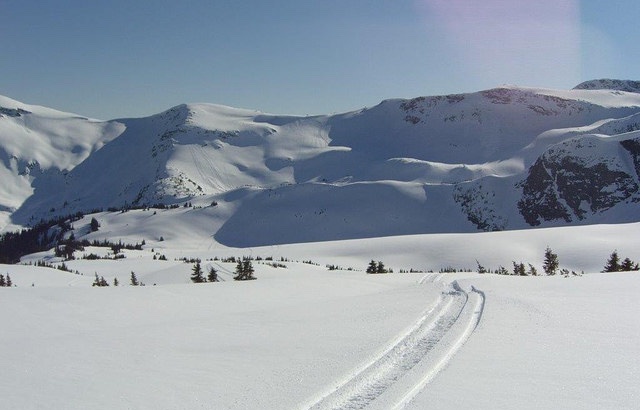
[302,273,484,410]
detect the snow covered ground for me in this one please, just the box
[2,222,639,409]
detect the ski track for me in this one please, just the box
[301,273,484,410]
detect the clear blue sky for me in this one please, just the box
[1,0,638,120]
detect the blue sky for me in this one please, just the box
[1,0,638,120]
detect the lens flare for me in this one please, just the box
[415,0,581,89]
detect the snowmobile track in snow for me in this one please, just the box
[302,273,484,410]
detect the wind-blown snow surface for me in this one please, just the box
[2,223,640,410]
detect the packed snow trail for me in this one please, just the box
[301,274,484,410]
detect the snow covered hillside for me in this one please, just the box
[2,221,639,410]
[0,95,124,231]
[2,80,640,245]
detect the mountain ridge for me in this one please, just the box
[2,80,640,246]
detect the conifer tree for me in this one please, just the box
[207,266,218,282]
[513,261,526,276]
[113,277,119,286]
[191,261,205,283]
[366,260,378,274]
[90,217,100,232]
[543,247,559,275]
[376,261,387,274]
[620,257,640,271]
[242,259,255,280]
[130,271,139,286]
[0,274,5,287]
[6,273,11,287]
[603,251,620,273]
[234,258,256,281]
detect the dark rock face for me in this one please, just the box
[0,107,31,117]
[518,137,640,226]
[518,158,573,226]
[621,138,640,178]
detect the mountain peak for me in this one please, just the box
[573,79,640,93]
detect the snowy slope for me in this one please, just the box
[0,95,124,230]
[2,221,640,410]
[3,80,640,244]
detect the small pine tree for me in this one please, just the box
[620,257,640,271]
[543,247,559,276]
[130,271,139,286]
[113,277,119,286]
[376,261,387,274]
[90,217,100,232]
[6,273,12,287]
[191,261,205,283]
[476,260,487,274]
[366,260,378,274]
[93,273,108,287]
[207,266,218,282]
[242,260,255,280]
[513,261,526,276]
[0,274,5,287]
[603,251,620,273]
[528,264,538,276]
[234,258,256,281]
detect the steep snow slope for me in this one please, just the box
[0,95,124,230]
[3,81,640,245]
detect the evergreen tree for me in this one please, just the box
[543,247,559,275]
[620,257,639,271]
[603,251,620,272]
[92,273,109,287]
[513,261,526,276]
[130,271,139,286]
[6,273,12,287]
[234,258,256,281]
[207,266,218,282]
[90,217,100,232]
[242,259,255,280]
[476,260,487,274]
[113,277,119,286]
[528,264,538,276]
[376,261,387,274]
[366,260,378,274]
[0,274,5,287]
[191,261,205,283]
[234,259,244,278]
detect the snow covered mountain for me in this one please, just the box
[2,80,640,245]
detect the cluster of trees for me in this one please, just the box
[92,273,110,287]
[233,259,255,281]
[0,214,80,263]
[0,273,12,287]
[366,260,389,274]
[603,251,640,272]
[190,262,220,283]
[477,247,580,276]
[55,238,145,261]
[92,271,146,287]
